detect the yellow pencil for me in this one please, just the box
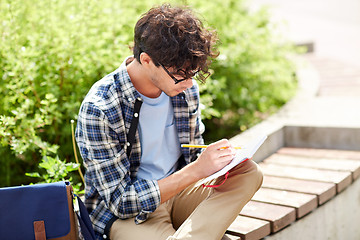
[181,144,242,149]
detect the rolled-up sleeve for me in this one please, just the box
[76,100,161,222]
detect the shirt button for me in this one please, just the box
[126,142,131,146]
[134,113,139,118]
[103,234,107,239]
[128,97,133,102]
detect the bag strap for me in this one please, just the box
[100,99,143,239]
[75,194,96,240]
[84,98,143,240]
[34,221,46,240]
[126,97,143,158]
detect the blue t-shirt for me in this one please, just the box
[137,92,181,180]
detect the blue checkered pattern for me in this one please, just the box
[75,58,204,239]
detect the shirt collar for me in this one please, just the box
[115,56,142,104]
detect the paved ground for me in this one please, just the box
[247,0,360,129]
[249,0,360,67]
[306,55,360,97]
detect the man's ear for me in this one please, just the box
[139,52,153,68]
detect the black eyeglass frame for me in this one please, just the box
[159,63,190,84]
[139,49,199,84]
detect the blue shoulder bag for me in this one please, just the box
[0,181,95,240]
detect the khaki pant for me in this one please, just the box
[110,160,263,240]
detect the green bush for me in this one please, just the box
[26,155,83,194]
[0,0,297,187]
[0,0,144,186]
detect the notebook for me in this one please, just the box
[195,135,267,187]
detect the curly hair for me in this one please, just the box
[133,4,219,82]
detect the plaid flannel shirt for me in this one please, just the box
[75,58,204,239]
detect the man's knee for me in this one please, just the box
[251,161,264,191]
[238,160,264,191]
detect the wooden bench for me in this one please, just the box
[224,147,360,240]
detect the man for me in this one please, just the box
[76,4,263,240]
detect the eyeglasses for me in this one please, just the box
[159,63,200,84]
[140,49,199,84]
[159,63,189,84]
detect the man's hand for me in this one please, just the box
[158,139,236,203]
[193,139,236,179]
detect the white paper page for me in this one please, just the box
[195,135,267,187]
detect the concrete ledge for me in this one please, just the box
[284,126,360,151]
[232,125,360,163]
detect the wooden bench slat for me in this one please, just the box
[264,153,360,180]
[251,188,318,218]
[240,201,296,233]
[259,162,352,193]
[226,215,271,240]
[277,147,360,160]
[262,175,336,205]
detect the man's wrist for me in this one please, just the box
[180,161,204,183]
